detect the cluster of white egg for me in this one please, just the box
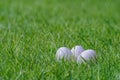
[56,45,96,63]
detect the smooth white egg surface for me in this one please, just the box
[77,49,96,63]
[56,47,72,61]
[71,45,84,59]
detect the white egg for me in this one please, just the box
[77,49,96,63]
[71,45,84,59]
[56,47,72,61]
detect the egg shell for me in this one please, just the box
[56,47,72,61]
[71,45,84,59]
[77,49,96,63]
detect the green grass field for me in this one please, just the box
[0,0,120,80]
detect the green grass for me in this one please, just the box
[0,0,120,80]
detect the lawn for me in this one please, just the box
[0,0,120,80]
